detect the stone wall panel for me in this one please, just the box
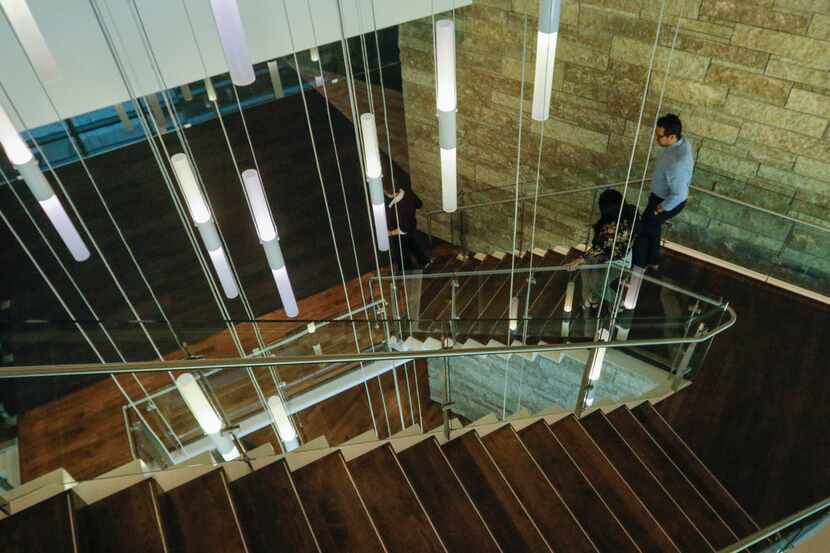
[400,1,829,289]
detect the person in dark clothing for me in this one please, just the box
[386,184,431,271]
[565,189,638,309]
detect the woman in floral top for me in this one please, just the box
[565,189,638,310]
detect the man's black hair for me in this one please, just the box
[657,113,683,139]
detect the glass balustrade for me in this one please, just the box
[426,166,830,298]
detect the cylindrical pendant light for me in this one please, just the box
[171,153,238,298]
[588,329,610,381]
[241,169,299,317]
[263,238,299,317]
[0,0,59,81]
[241,169,277,242]
[1,107,89,261]
[309,47,320,62]
[267,395,299,451]
[0,106,33,165]
[531,0,561,121]
[360,113,389,252]
[175,372,223,435]
[509,296,519,332]
[210,433,240,461]
[209,0,255,86]
[435,19,457,213]
[204,77,217,102]
[563,280,575,313]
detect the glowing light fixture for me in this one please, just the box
[509,296,519,332]
[0,0,59,81]
[531,0,561,121]
[435,19,457,213]
[564,280,575,313]
[211,434,240,461]
[309,46,319,62]
[588,329,610,382]
[204,77,217,102]
[1,106,89,261]
[175,372,223,435]
[0,106,32,165]
[241,169,299,317]
[171,153,238,298]
[623,265,645,309]
[267,395,299,451]
[360,113,389,252]
[209,0,255,86]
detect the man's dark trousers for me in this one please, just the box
[633,193,686,267]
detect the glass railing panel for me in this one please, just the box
[439,349,585,424]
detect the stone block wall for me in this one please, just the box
[400,0,830,294]
[427,348,664,421]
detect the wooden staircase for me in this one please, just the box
[0,400,761,553]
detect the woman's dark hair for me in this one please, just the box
[598,189,623,219]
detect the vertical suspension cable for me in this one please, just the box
[89,0,283,452]
[0,169,189,455]
[177,3,290,420]
[500,15,530,420]
[355,0,408,432]
[608,14,683,323]
[283,0,388,438]
[594,0,669,335]
[122,0,286,451]
[0,8,185,354]
[0,205,174,463]
[367,0,416,424]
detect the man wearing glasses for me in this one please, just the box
[634,113,694,270]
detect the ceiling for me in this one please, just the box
[0,0,469,129]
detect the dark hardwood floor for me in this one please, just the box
[657,250,830,527]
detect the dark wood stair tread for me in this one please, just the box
[581,411,716,552]
[550,415,680,553]
[76,479,167,553]
[442,431,552,552]
[397,437,501,553]
[606,406,738,549]
[0,491,78,553]
[291,452,385,552]
[230,459,319,553]
[635,402,761,540]
[518,420,641,553]
[420,257,465,312]
[480,426,598,553]
[158,469,247,553]
[551,415,679,553]
[348,444,445,553]
[421,258,479,320]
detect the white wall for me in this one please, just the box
[0,0,469,129]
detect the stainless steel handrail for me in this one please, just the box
[0,304,735,378]
[371,261,727,307]
[249,299,384,356]
[717,495,830,553]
